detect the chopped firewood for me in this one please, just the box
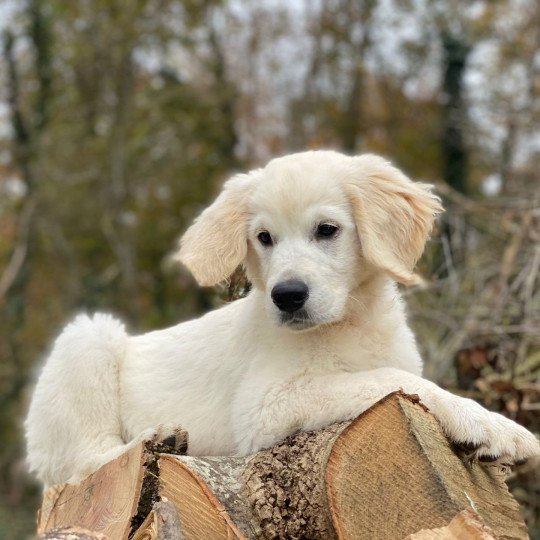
[37,432,188,540]
[36,393,530,540]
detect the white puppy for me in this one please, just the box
[26,151,539,487]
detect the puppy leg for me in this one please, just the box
[233,367,540,463]
[26,314,131,486]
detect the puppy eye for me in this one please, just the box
[257,231,273,246]
[316,223,339,239]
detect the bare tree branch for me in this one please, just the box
[0,198,37,304]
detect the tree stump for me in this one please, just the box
[36,392,530,539]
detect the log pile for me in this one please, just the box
[36,393,530,539]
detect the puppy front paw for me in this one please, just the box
[429,394,540,464]
[136,424,188,454]
[154,425,189,454]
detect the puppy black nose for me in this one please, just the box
[271,280,309,313]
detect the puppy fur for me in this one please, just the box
[26,151,540,487]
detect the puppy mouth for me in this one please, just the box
[279,310,317,331]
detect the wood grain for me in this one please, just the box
[38,443,147,539]
[326,393,528,540]
[159,455,244,539]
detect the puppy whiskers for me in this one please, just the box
[347,293,367,312]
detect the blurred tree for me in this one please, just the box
[441,31,470,195]
[288,0,377,153]
[0,2,52,528]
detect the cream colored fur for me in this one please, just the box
[26,150,539,487]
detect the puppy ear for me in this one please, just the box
[176,170,260,286]
[345,154,443,286]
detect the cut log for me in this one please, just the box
[38,442,147,539]
[37,393,530,540]
[37,433,188,540]
[324,394,527,539]
[158,421,347,538]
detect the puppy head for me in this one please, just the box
[245,151,362,330]
[177,151,442,330]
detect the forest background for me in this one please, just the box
[0,1,539,538]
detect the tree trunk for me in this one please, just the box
[36,393,529,540]
[441,32,469,195]
[438,31,471,277]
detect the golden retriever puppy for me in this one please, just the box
[26,151,539,487]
